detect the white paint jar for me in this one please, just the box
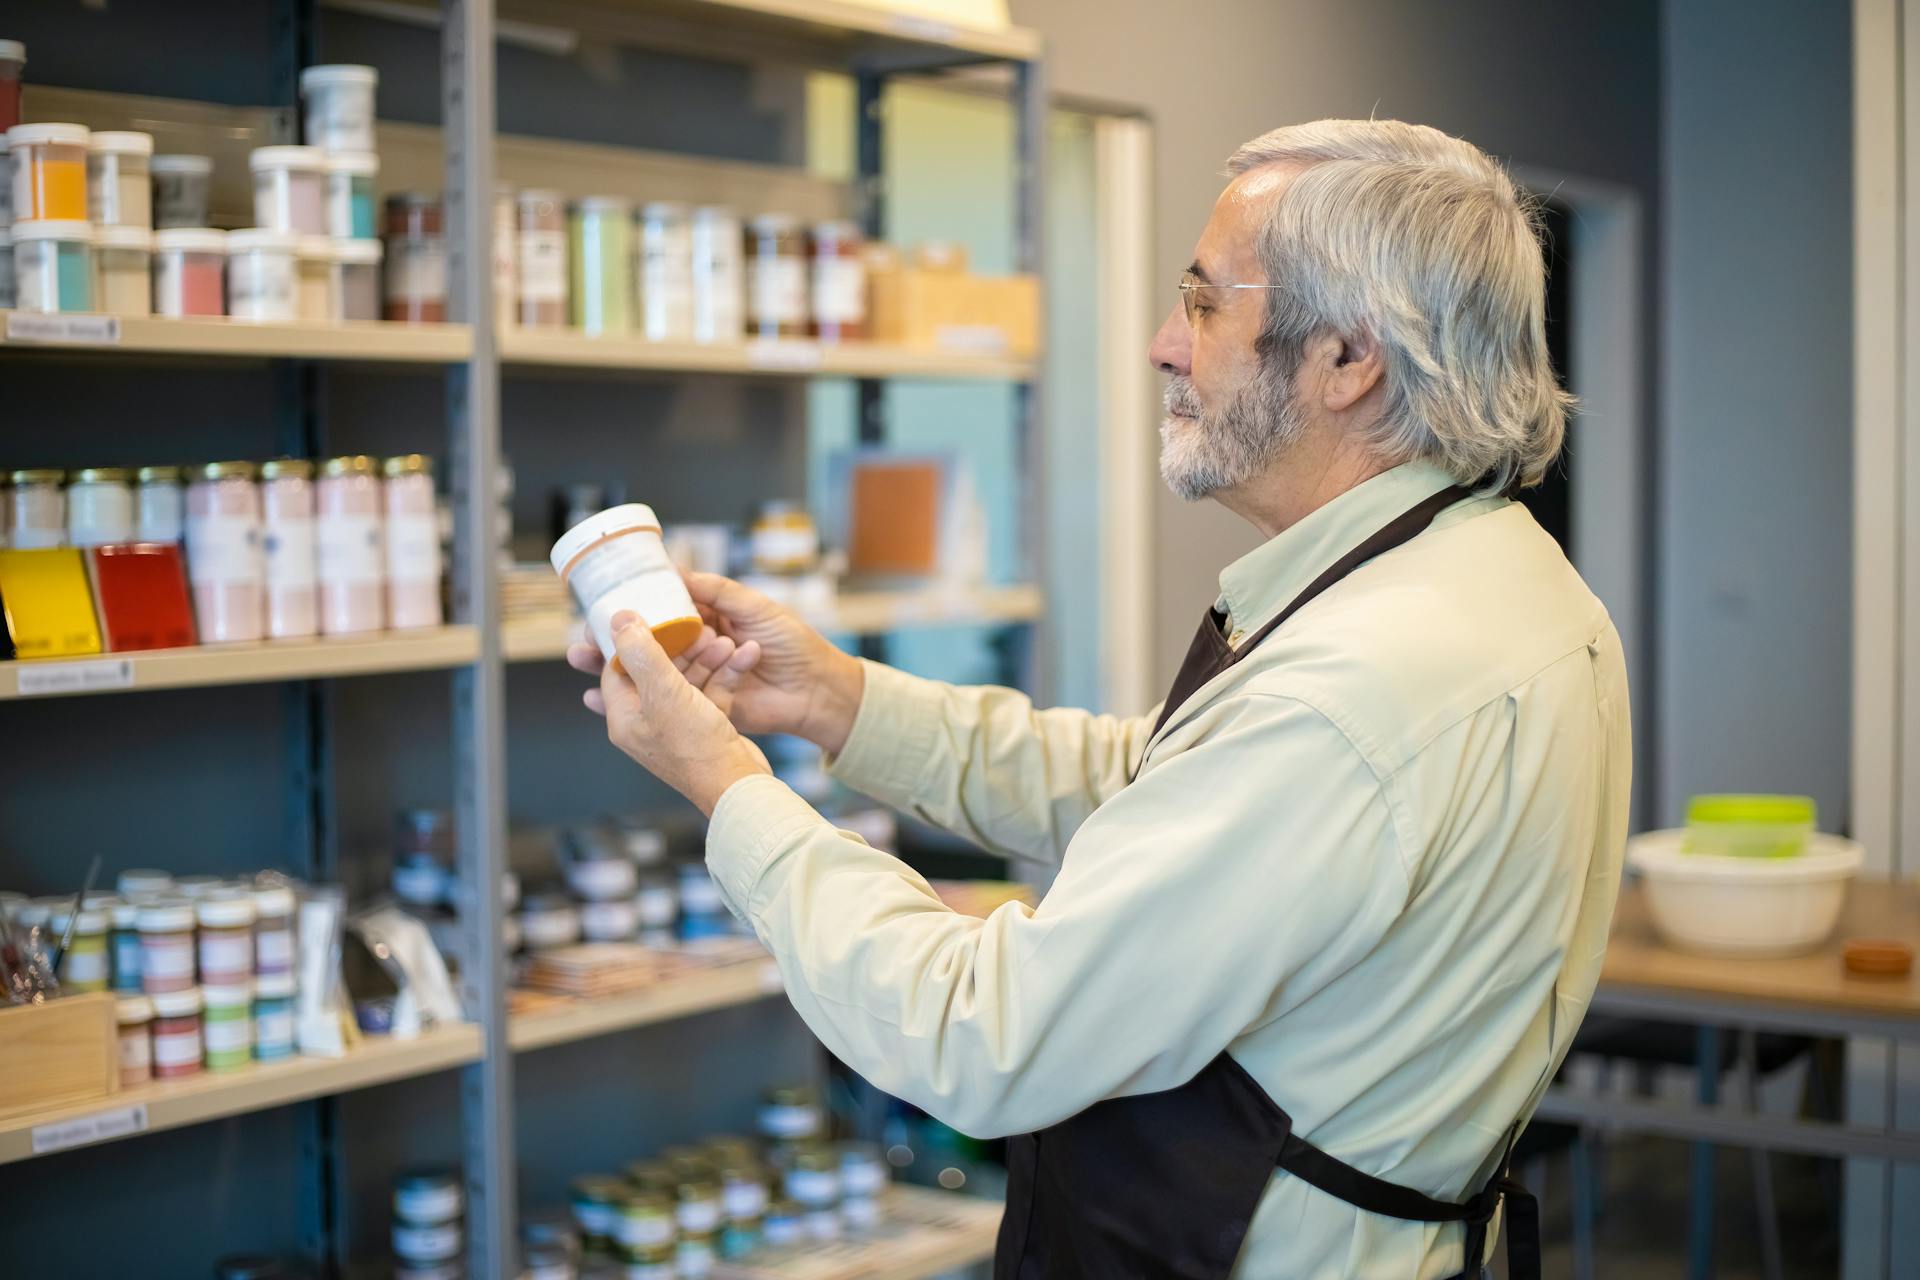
[300,64,379,154]
[549,503,703,662]
[249,145,327,236]
[226,228,299,322]
[87,130,153,228]
[295,235,333,322]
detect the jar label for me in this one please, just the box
[142,937,196,979]
[119,1029,153,1071]
[185,514,265,587]
[199,933,253,976]
[813,258,867,325]
[318,514,385,586]
[519,229,567,303]
[760,1102,822,1140]
[230,253,297,320]
[153,1027,203,1068]
[639,236,695,341]
[676,1199,721,1233]
[387,240,448,305]
[749,257,808,326]
[204,1016,252,1055]
[255,1008,294,1050]
[310,95,373,151]
[753,527,818,568]
[575,1202,617,1236]
[265,516,318,588]
[565,530,676,615]
[257,930,296,970]
[635,885,678,927]
[785,1168,840,1206]
[63,948,109,987]
[387,513,441,585]
[14,238,60,314]
[723,1181,768,1219]
[616,1213,674,1248]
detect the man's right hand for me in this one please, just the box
[566,572,866,757]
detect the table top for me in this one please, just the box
[1602,879,1920,1018]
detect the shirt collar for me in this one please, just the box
[1216,461,1465,635]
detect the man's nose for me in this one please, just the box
[1148,302,1190,376]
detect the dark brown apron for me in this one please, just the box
[994,483,1542,1280]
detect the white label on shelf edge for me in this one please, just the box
[16,659,136,695]
[891,14,959,40]
[745,341,822,371]
[32,1103,150,1155]
[6,313,122,345]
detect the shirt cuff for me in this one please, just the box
[825,659,946,804]
[705,772,832,918]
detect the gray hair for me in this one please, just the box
[1226,120,1573,491]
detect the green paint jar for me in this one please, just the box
[12,219,95,313]
[201,982,254,1071]
[569,195,631,336]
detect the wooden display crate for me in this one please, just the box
[0,993,119,1122]
[868,266,1041,359]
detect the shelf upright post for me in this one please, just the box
[854,71,891,667]
[1013,54,1050,702]
[444,1,515,1275]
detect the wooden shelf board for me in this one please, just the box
[0,627,482,700]
[500,330,1034,381]
[0,312,472,363]
[510,960,786,1052]
[0,1024,483,1166]
[502,586,1043,663]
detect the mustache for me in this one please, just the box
[1164,376,1203,418]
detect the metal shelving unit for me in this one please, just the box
[4,2,1041,1274]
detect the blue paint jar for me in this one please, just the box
[12,218,95,313]
[326,152,378,240]
[253,971,297,1060]
[109,900,145,993]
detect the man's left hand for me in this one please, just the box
[589,610,772,815]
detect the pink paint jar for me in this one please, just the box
[149,987,203,1081]
[250,145,327,235]
[383,454,442,630]
[117,995,154,1088]
[185,461,266,644]
[153,228,227,317]
[317,455,386,635]
[261,458,318,640]
[137,899,197,995]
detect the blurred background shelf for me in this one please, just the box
[499,330,1036,381]
[710,1184,1003,1280]
[500,584,1045,661]
[0,311,472,363]
[0,627,482,700]
[509,959,785,1052]
[0,1025,483,1166]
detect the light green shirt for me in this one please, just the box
[708,460,1632,1278]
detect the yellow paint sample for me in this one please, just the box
[0,548,104,658]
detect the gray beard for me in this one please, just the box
[1158,361,1305,502]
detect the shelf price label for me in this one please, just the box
[891,14,960,41]
[32,1104,150,1155]
[745,341,824,372]
[6,313,123,346]
[15,658,137,696]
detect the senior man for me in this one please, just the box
[571,119,1631,1280]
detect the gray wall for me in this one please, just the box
[1658,0,1853,826]
[1011,0,1665,706]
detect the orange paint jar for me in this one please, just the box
[9,123,90,221]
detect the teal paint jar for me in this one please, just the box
[12,219,95,313]
[326,151,378,240]
[253,970,296,1061]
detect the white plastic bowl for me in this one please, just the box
[1626,829,1864,956]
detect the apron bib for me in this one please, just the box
[995,483,1542,1280]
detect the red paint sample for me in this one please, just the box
[180,259,224,316]
[89,543,198,651]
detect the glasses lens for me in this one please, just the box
[1180,274,1201,326]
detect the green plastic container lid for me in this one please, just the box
[1685,795,1817,827]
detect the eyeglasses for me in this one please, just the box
[1178,271,1283,326]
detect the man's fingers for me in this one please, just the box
[566,642,606,676]
[682,634,738,691]
[684,571,773,623]
[610,612,674,689]
[582,686,606,716]
[673,626,721,674]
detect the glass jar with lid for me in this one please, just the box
[690,205,743,344]
[382,193,446,323]
[618,1191,677,1264]
[10,468,64,550]
[135,465,185,543]
[749,501,820,575]
[635,201,694,342]
[382,454,442,630]
[810,220,867,342]
[316,455,385,635]
[186,461,266,643]
[569,195,632,336]
[261,459,318,640]
[746,213,809,339]
[66,466,134,548]
[516,188,568,328]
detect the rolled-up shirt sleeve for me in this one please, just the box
[706,689,1411,1139]
[826,659,1158,865]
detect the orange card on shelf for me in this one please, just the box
[848,459,945,577]
[88,543,197,652]
[0,548,104,659]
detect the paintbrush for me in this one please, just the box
[50,854,103,980]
